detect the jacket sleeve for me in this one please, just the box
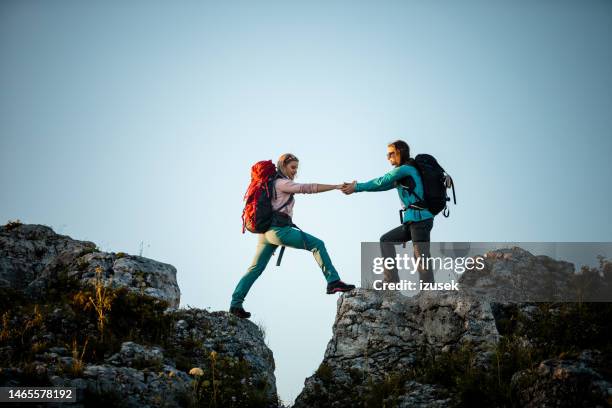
[355,166,410,192]
[275,179,319,194]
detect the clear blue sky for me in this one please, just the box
[2,0,611,404]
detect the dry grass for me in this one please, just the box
[69,337,89,377]
[88,266,115,336]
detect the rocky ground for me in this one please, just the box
[0,221,278,407]
[2,221,611,407]
[294,248,612,408]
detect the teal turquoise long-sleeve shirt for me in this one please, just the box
[355,164,434,223]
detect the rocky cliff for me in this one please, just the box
[294,248,612,408]
[3,221,611,407]
[0,221,278,407]
[0,222,180,307]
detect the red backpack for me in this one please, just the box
[241,160,279,233]
[241,160,302,266]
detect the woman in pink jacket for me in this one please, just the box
[230,153,355,318]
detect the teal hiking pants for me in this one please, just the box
[230,226,341,308]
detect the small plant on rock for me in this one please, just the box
[88,266,115,337]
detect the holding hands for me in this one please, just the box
[340,181,357,195]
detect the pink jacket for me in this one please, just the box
[272,178,318,218]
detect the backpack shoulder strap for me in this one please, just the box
[272,175,295,210]
[397,174,424,203]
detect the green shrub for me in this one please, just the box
[315,362,333,384]
[188,352,271,408]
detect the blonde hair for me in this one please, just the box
[277,153,299,178]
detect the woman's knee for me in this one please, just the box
[308,236,325,249]
[245,253,273,275]
[245,263,265,277]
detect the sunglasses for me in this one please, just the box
[386,151,397,158]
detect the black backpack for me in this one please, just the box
[398,154,456,217]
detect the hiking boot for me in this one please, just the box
[229,306,251,319]
[326,280,356,294]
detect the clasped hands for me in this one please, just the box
[337,181,357,195]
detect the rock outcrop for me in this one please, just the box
[460,246,606,302]
[295,248,612,408]
[3,222,610,407]
[0,223,95,291]
[0,222,278,407]
[0,223,180,308]
[294,289,496,407]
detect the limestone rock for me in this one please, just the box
[0,222,278,407]
[0,223,180,308]
[294,289,497,407]
[0,223,95,290]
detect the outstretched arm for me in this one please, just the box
[341,166,410,194]
[276,179,341,194]
[315,183,342,193]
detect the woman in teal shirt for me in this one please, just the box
[341,140,434,283]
